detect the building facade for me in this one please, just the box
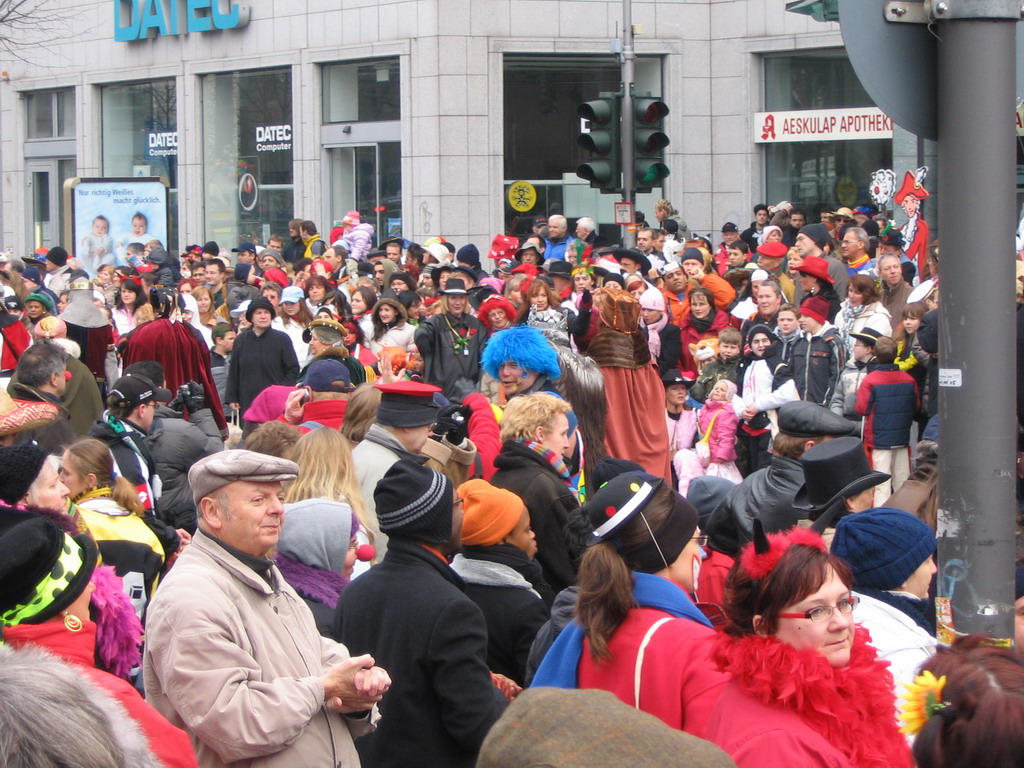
[0,0,927,256]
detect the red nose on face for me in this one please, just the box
[355,544,376,562]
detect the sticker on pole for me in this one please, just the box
[507,181,538,212]
[938,368,963,388]
[613,202,634,225]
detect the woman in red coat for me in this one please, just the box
[532,472,726,738]
[704,522,912,768]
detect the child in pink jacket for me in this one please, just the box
[698,379,742,483]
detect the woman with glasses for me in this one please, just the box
[532,472,726,738]
[705,522,912,768]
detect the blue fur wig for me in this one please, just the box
[482,325,561,380]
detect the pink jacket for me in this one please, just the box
[699,400,739,464]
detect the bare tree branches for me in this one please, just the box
[0,0,81,62]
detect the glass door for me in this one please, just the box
[26,157,77,251]
[326,142,402,240]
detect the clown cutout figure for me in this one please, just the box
[894,168,930,279]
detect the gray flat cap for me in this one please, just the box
[189,449,299,505]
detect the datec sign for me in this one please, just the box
[115,0,250,42]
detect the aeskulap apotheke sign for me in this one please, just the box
[115,0,249,42]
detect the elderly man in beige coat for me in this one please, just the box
[144,450,390,768]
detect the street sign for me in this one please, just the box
[838,0,937,139]
[613,202,634,225]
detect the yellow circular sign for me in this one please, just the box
[507,181,538,212]
[835,176,858,207]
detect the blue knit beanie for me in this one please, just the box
[832,507,936,590]
[481,325,561,381]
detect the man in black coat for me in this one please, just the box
[224,297,299,425]
[706,401,856,554]
[336,459,505,768]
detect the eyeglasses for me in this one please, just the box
[692,534,709,547]
[778,596,859,623]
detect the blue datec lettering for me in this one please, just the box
[139,0,169,38]
[187,0,213,33]
[115,0,140,41]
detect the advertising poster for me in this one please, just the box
[70,177,168,275]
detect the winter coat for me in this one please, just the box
[706,456,806,555]
[784,324,845,406]
[335,539,506,768]
[691,355,741,404]
[524,586,577,685]
[639,320,682,372]
[415,311,486,403]
[227,280,259,311]
[76,496,165,619]
[705,629,912,768]
[829,358,870,429]
[880,280,913,327]
[341,223,375,262]
[367,321,416,355]
[88,415,179,558]
[148,404,224,531]
[144,530,373,768]
[351,423,421,561]
[491,440,581,594]
[667,409,698,452]
[699,399,739,464]
[856,364,918,449]
[0,318,30,371]
[854,591,937,695]
[4,620,198,768]
[531,573,724,738]
[836,300,892,356]
[450,544,550,685]
[225,327,300,413]
[917,309,940,418]
[678,308,730,372]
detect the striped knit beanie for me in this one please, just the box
[374,459,454,544]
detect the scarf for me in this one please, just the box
[857,586,936,635]
[71,486,114,505]
[531,572,712,688]
[643,313,668,361]
[515,438,572,486]
[712,628,912,768]
[273,552,347,609]
[690,307,715,334]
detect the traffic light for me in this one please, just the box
[632,96,670,192]
[576,93,621,194]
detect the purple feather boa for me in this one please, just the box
[274,553,348,609]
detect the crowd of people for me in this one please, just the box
[0,199,1022,768]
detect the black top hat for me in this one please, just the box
[606,248,652,275]
[441,278,469,295]
[794,436,891,513]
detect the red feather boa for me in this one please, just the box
[713,627,912,768]
[740,526,826,579]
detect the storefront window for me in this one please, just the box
[322,59,400,123]
[26,89,75,139]
[202,68,293,244]
[101,80,178,249]
[762,51,890,212]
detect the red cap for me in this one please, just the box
[799,295,830,326]
[756,241,789,260]
[263,268,289,287]
[374,381,442,396]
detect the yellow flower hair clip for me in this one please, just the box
[898,670,950,735]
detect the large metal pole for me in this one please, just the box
[935,16,1017,641]
[620,0,636,248]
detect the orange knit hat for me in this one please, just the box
[458,479,526,547]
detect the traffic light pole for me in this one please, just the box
[934,10,1018,642]
[620,0,636,248]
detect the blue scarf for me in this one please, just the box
[530,572,712,688]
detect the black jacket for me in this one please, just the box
[706,455,806,555]
[148,405,223,532]
[783,327,845,406]
[224,326,299,413]
[917,308,940,418]
[414,312,486,403]
[452,544,551,686]
[490,440,581,593]
[641,322,682,373]
[335,539,505,768]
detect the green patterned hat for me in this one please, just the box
[0,512,97,628]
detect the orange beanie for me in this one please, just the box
[458,479,525,546]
